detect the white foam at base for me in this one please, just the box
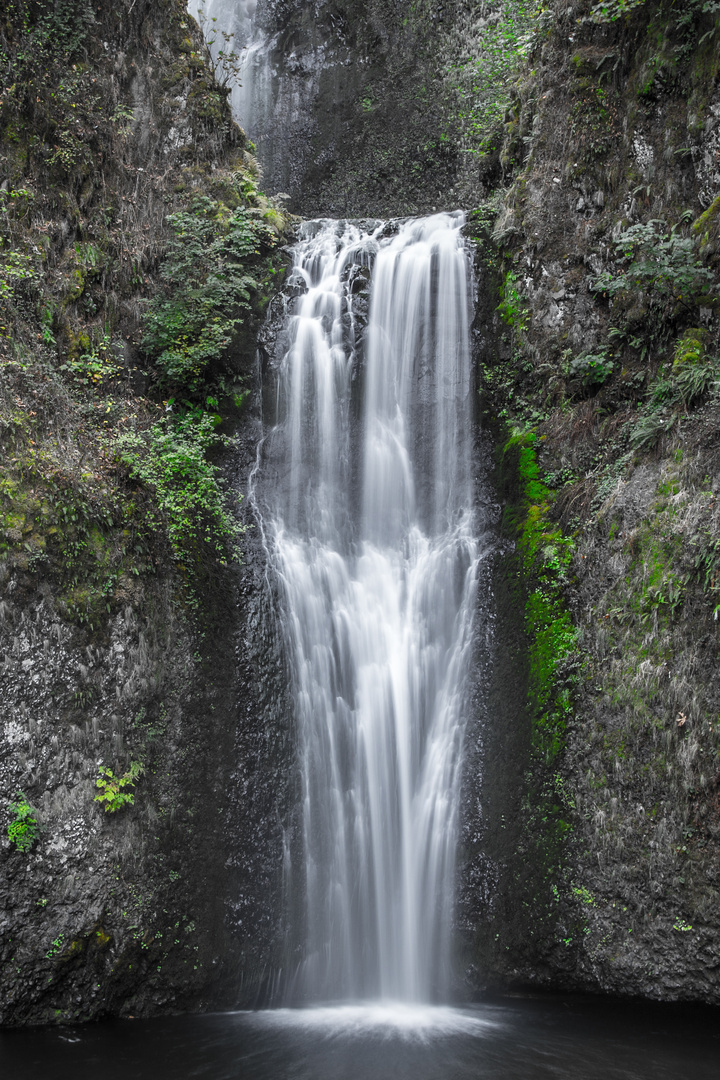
[243,1003,497,1041]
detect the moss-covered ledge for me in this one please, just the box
[464,411,586,992]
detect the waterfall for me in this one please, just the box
[187,0,342,198]
[257,213,479,1004]
[186,0,272,157]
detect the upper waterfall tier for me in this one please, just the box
[187,0,269,154]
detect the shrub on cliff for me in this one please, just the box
[592,222,717,362]
[142,191,283,393]
[592,222,716,319]
[114,408,245,566]
[7,792,41,852]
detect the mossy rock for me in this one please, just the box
[692,194,720,255]
[673,328,708,368]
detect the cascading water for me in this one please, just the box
[186,0,348,199]
[257,212,480,1004]
[186,0,272,158]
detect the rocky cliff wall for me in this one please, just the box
[461,0,720,1004]
[0,0,292,1025]
[3,0,720,1026]
[218,0,495,216]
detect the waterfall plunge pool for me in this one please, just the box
[1,997,718,1079]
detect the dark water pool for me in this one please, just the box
[1,997,718,1080]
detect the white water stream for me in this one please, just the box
[186,0,272,154]
[258,213,479,1003]
[186,0,343,196]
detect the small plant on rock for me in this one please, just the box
[497,270,529,331]
[592,222,716,323]
[196,2,244,91]
[568,350,614,390]
[94,761,144,813]
[7,793,41,852]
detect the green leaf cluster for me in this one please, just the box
[589,0,647,22]
[567,351,614,390]
[114,410,244,565]
[590,0,719,30]
[7,792,40,852]
[94,761,144,813]
[497,270,529,330]
[446,0,546,157]
[592,222,716,317]
[0,250,36,303]
[143,193,281,392]
[59,333,122,386]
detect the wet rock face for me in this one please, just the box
[218,356,295,1008]
[0,402,291,1026]
[0,0,294,1026]
[0,575,215,1024]
[236,0,372,207]
[229,0,473,217]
